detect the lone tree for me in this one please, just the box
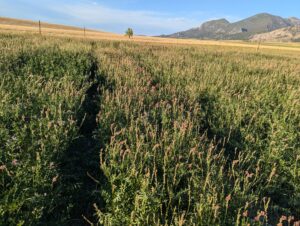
[125,28,133,38]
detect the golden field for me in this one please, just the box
[1,17,300,55]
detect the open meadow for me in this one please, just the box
[1,17,300,54]
[0,31,299,226]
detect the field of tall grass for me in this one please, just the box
[0,33,299,226]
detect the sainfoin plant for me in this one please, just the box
[0,33,299,225]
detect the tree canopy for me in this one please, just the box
[125,28,133,38]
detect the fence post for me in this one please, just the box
[39,20,41,35]
[84,27,86,38]
[256,38,261,52]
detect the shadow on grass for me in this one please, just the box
[45,48,114,225]
[197,90,246,161]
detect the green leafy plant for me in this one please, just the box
[0,33,299,226]
[125,28,134,39]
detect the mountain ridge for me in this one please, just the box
[162,13,300,40]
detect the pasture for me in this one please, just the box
[0,31,299,225]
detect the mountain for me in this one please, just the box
[251,26,300,42]
[287,17,300,26]
[163,13,300,40]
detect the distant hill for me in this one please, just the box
[251,26,300,42]
[162,13,300,40]
[0,17,95,32]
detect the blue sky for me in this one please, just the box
[1,0,300,35]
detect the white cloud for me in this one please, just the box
[0,0,238,35]
[48,2,200,35]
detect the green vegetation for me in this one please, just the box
[293,38,300,42]
[125,28,134,39]
[0,33,299,225]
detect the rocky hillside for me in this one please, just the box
[163,13,300,40]
[251,26,300,42]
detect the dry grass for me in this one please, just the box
[0,17,94,31]
[1,17,300,54]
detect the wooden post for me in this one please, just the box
[256,38,261,52]
[39,20,41,35]
[84,27,86,38]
